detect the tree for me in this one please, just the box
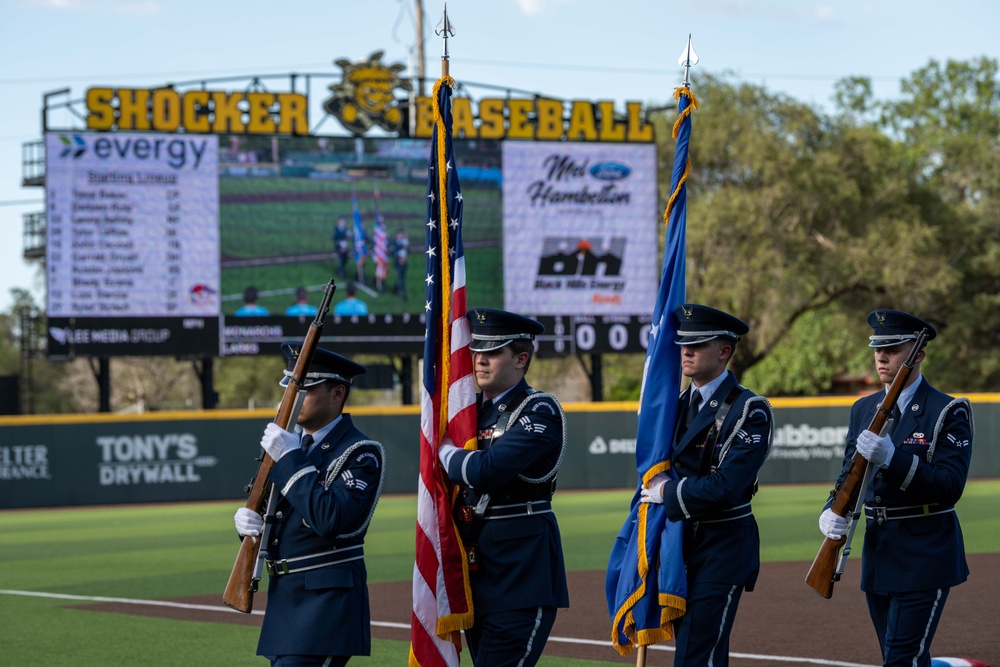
[742,306,873,397]
[645,72,962,394]
[5,60,997,407]
[0,288,82,413]
[215,355,298,410]
[877,57,1000,392]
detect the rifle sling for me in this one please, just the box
[697,384,745,476]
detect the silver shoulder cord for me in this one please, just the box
[834,415,894,582]
[508,392,567,484]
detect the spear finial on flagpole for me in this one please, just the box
[435,3,455,78]
[678,34,699,88]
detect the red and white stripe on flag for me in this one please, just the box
[374,218,389,280]
[409,75,476,667]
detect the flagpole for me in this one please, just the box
[433,1,456,437]
[679,34,699,89]
[409,5,475,665]
[630,36,699,667]
[435,3,454,78]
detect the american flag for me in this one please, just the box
[373,190,389,281]
[409,76,476,667]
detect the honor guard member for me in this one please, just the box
[233,345,385,667]
[437,308,570,667]
[640,304,774,667]
[818,310,973,667]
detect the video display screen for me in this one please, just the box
[44,132,657,358]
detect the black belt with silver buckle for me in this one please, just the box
[696,502,753,524]
[265,544,364,577]
[865,504,954,526]
[483,500,552,520]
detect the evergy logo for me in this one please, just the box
[58,134,87,158]
[89,136,210,169]
[96,433,218,485]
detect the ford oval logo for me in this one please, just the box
[589,162,630,181]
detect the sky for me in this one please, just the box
[1,0,997,313]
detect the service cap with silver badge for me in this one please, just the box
[278,343,367,388]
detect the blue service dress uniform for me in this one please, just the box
[257,414,385,663]
[332,224,350,278]
[442,378,570,667]
[830,378,972,665]
[657,370,773,667]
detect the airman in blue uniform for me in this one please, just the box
[437,308,569,667]
[819,310,973,667]
[640,304,774,667]
[234,345,385,667]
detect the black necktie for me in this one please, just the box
[300,433,314,453]
[684,390,702,432]
[481,398,493,412]
[887,404,902,437]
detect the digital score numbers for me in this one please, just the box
[44,132,220,318]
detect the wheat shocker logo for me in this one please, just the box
[323,51,412,135]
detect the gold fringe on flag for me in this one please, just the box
[663,87,700,226]
[609,471,687,656]
[430,74,476,643]
[432,75,457,444]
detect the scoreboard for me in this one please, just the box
[42,131,658,359]
[219,313,653,357]
[45,132,221,356]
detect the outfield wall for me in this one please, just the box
[1,394,997,509]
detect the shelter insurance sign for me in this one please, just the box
[502,142,658,315]
[44,132,221,356]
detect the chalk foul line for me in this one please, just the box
[0,589,878,667]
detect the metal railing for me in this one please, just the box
[22,140,45,186]
[22,211,46,260]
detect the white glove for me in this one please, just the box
[639,473,670,504]
[856,429,895,468]
[261,422,298,462]
[639,484,664,504]
[819,508,848,540]
[234,508,264,537]
[438,442,461,469]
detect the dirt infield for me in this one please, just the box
[84,554,998,666]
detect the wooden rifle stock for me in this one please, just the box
[222,279,337,613]
[804,328,930,598]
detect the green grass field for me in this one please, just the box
[218,174,504,316]
[2,482,998,666]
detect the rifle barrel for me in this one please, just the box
[804,328,930,597]
[222,279,336,612]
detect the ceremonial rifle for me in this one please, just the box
[222,279,336,613]
[804,328,930,598]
